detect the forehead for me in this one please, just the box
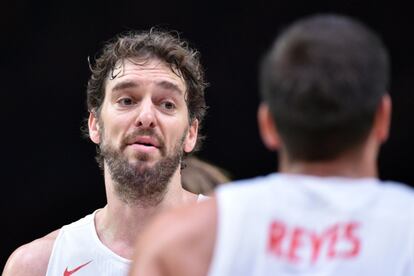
[105,58,186,93]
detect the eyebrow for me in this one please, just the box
[155,80,184,95]
[110,80,184,95]
[111,81,139,92]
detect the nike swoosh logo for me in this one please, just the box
[63,260,92,276]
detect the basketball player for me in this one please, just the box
[3,29,208,275]
[130,14,414,275]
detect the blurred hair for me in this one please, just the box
[181,157,231,195]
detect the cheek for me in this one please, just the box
[165,124,188,148]
[100,120,126,145]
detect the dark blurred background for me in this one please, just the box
[2,0,414,269]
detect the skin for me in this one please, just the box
[131,198,217,276]
[129,95,391,276]
[3,58,200,275]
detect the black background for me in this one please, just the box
[2,0,414,269]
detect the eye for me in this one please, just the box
[117,97,135,106]
[160,101,176,111]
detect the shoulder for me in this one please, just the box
[2,229,60,276]
[214,174,280,204]
[380,181,414,198]
[131,198,218,276]
[161,196,217,246]
[374,181,414,216]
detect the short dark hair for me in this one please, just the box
[84,29,207,151]
[260,14,390,161]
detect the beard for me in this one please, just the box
[99,128,186,207]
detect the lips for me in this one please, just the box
[129,136,160,148]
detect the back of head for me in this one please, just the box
[260,14,390,161]
[182,157,231,195]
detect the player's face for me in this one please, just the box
[90,58,198,171]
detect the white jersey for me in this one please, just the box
[45,210,130,276]
[46,195,207,276]
[209,173,414,276]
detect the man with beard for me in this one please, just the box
[3,29,208,276]
[130,14,414,276]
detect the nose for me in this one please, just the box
[135,98,156,128]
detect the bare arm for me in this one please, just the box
[2,230,59,276]
[129,198,218,276]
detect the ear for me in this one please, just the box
[184,119,199,153]
[88,111,101,144]
[258,103,280,151]
[374,94,392,143]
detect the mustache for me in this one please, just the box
[123,129,165,148]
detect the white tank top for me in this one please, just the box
[45,210,130,276]
[46,195,208,276]
[209,173,414,276]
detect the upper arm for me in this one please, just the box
[130,198,218,276]
[2,230,59,276]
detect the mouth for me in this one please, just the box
[129,136,161,149]
[137,142,153,147]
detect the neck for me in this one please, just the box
[278,140,379,178]
[95,167,198,260]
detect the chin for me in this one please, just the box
[131,158,157,169]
